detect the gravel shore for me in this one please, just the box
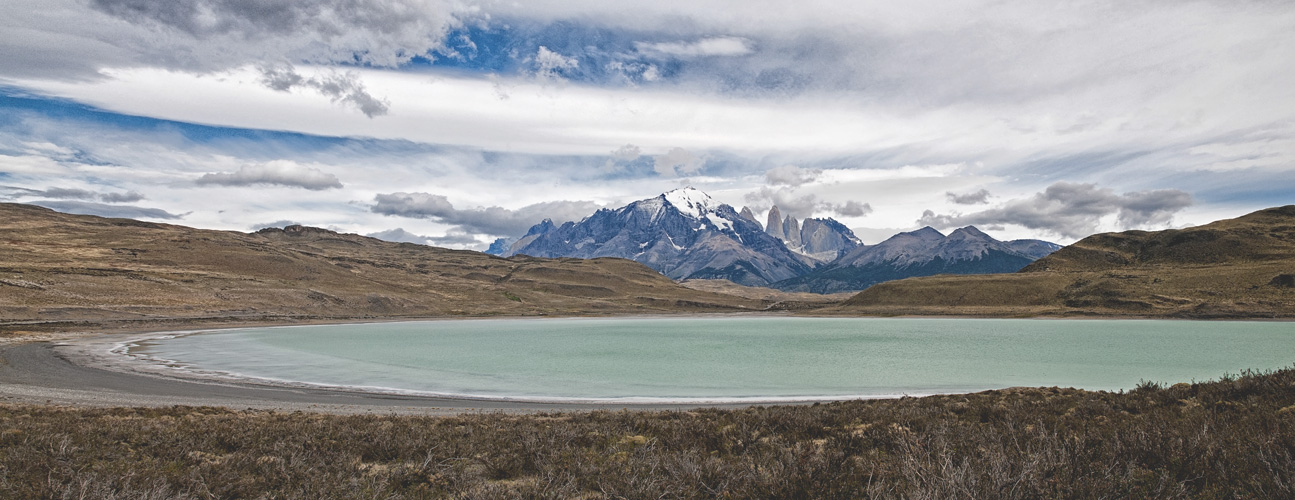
[0,332,756,415]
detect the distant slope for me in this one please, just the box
[678,279,855,306]
[776,226,1059,293]
[827,206,1295,318]
[0,203,766,334]
[507,188,816,286]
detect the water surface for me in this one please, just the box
[132,317,1294,402]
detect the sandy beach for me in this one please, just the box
[0,329,766,415]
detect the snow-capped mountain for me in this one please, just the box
[773,226,1060,293]
[504,188,816,286]
[764,205,862,262]
[500,187,1059,293]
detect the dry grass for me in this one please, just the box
[0,204,765,336]
[679,279,854,306]
[3,368,1295,498]
[831,206,1295,319]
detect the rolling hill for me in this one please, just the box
[827,205,1295,318]
[0,203,765,334]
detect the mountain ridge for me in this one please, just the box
[503,188,1057,291]
[775,225,1060,293]
[503,188,819,286]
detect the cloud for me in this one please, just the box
[534,46,579,83]
[743,186,870,219]
[38,187,97,199]
[611,144,642,162]
[602,143,644,173]
[744,187,821,218]
[370,192,601,237]
[1115,188,1196,228]
[635,36,754,58]
[3,1,1290,247]
[88,0,462,69]
[947,189,991,205]
[918,182,1193,238]
[0,186,42,199]
[366,228,429,244]
[196,161,343,190]
[833,200,873,217]
[99,191,145,203]
[259,64,389,117]
[765,165,822,187]
[653,147,704,177]
[249,220,301,231]
[605,61,660,84]
[1,185,146,203]
[30,200,183,219]
[427,232,482,247]
[259,65,305,91]
[367,227,480,247]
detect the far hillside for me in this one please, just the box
[825,205,1295,319]
[0,203,765,335]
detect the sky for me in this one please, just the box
[1,0,1292,248]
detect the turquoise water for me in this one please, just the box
[133,317,1295,402]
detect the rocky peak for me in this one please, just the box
[783,216,802,247]
[762,207,861,262]
[766,206,784,237]
[524,219,557,237]
[909,226,946,240]
[947,225,990,240]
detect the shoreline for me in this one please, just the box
[0,315,840,415]
[4,314,1292,415]
[92,326,943,406]
[0,338,771,415]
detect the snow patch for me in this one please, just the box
[663,187,717,219]
[635,197,666,222]
[664,232,685,251]
[705,213,734,232]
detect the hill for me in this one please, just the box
[0,203,765,334]
[828,206,1295,318]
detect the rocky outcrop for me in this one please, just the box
[762,205,862,262]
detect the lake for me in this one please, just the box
[129,317,1295,403]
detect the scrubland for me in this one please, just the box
[4,368,1294,498]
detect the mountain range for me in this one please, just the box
[777,226,1061,293]
[497,188,1059,292]
[498,188,815,286]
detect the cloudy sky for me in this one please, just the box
[1,0,1292,248]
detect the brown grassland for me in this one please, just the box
[0,203,765,337]
[3,368,1295,498]
[3,203,1295,497]
[828,205,1295,319]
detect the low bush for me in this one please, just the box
[3,368,1295,498]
